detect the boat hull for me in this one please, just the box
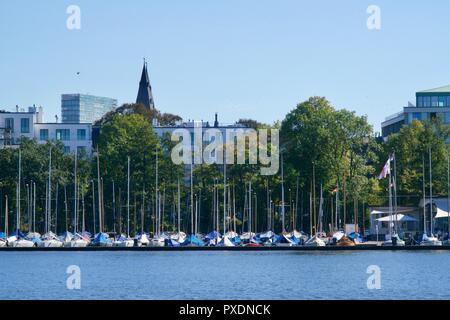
[8,239,35,247]
[420,240,442,246]
[113,239,134,247]
[38,240,63,248]
[150,238,165,247]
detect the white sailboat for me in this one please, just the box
[0,195,9,247]
[420,150,442,246]
[8,149,34,248]
[304,166,326,247]
[39,148,63,248]
[444,155,450,246]
[382,154,405,247]
[170,179,186,243]
[114,156,134,247]
[68,150,88,248]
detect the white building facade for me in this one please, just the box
[0,106,92,154]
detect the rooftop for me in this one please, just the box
[417,85,450,93]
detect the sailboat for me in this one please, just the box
[8,149,34,248]
[304,166,326,247]
[135,185,150,247]
[0,195,8,247]
[39,148,63,248]
[169,179,186,243]
[380,154,405,247]
[92,148,113,247]
[444,156,450,246]
[68,152,89,248]
[334,171,355,247]
[149,148,166,247]
[420,150,442,246]
[181,163,205,247]
[114,156,134,247]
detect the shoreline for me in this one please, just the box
[1,245,450,252]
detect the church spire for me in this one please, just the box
[136,59,155,109]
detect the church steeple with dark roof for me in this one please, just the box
[136,59,155,109]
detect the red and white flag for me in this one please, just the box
[378,156,393,179]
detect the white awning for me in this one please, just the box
[370,210,386,215]
[420,198,450,219]
[376,214,418,222]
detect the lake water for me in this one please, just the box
[0,250,449,300]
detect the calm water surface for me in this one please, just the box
[0,250,449,300]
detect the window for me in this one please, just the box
[63,146,71,154]
[439,96,445,107]
[444,113,450,124]
[77,129,86,140]
[40,129,49,141]
[20,118,30,133]
[417,96,423,107]
[423,96,431,107]
[56,129,70,141]
[5,118,14,132]
[431,96,438,107]
[412,112,422,121]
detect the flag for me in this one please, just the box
[378,156,392,179]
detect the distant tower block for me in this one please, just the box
[136,59,155,109]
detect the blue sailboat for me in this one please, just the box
[92,232,112,246]
[181,234,205,247]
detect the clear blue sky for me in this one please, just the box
[1,0,450,132]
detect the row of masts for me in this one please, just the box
[14,147,449,239]
[3,149,346,237]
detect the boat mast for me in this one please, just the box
[33,182,36,233]
[335,181,339,232]
[388,155,393,238]
[156,148,159,236]
[429,147,433,236]
[281,155,285,233]
[318,183,323,234]
[249,179,252,234]
[233,183,236,232]
[26,183,30,233]
[48,148,52,234]
[141,185,144,234]
[74,150,77,234]
[393,152,398,234]
[112,180,116,234]
[266,180,270,231]
[223,162,226,235]
[96,147,102,233]
[17,149,21,233]
[447,154,450,237]
[177,178,180,234]
[127,156,130,238]
[5,196,8,237]
[313,164,316,236]
[91,180,96,234]
[82,192,85,232]
[295,176,299,231]
[422,154,426,234]
[55,183,58,234]
[190,163,193,235]
[215,179,219,232]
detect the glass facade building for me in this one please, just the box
[382,86,450,141]
[61,94,117,124]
